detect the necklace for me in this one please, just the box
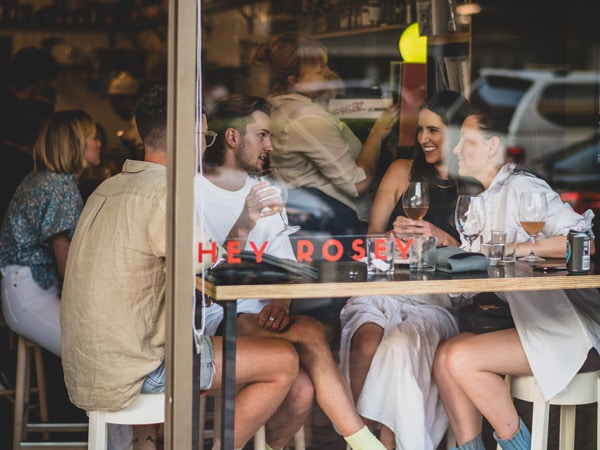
[436,179,454,189]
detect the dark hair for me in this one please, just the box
[134,84,167,149]
[410,90,472,183]
[10,47,58,91]
[253,33,328,95]
[205,95,270,167]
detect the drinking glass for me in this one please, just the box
[518,192,547,262]
[402,181,430,220]
[454,195,486,252]
[251,168,301,236]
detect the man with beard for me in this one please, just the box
[196,94,387,450]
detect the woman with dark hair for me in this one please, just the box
[338,91,476,450]
[254,33,399,236]
[368,90,478,245]
[0,109,101,356]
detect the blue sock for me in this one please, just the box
[494,417,531,450]
[452,433,486,450]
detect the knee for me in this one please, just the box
[351,325,382,363]
[443,340,473,381]
[292,315,328,346]
[287,370,315,413]
[275,340,301,382]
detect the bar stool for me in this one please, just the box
[505,369,600,450]
[87,392,165,450]
[0,325,88,450]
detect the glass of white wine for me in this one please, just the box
[402,181,430,220]
[454,195,486,252]
[518,191,547,262]
[252,168,301,236]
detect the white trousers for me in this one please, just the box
[1,265,62,356]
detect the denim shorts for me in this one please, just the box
[141,335,216,393]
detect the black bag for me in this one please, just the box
[205,251,319,285]
[456,292,515,334]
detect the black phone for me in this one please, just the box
[533,263,567,272]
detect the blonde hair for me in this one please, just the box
[254,33,328,95]
[33,110,95,174]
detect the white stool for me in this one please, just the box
[506,370,600,450]
[87,393,165,450]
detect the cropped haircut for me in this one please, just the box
[134,84,167,149]
[205,95,270,167]
[33,109,95,174]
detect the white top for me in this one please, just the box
[195,174,296,334]
[469,163,594,253]
[468,163,599,400]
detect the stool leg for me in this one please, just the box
[253,425,266,450]
[294,425,306,450]
[559,405,576,450]
[87,411,107,450]
[530,385,550,450]
[33,344,50,441]
[13,336,28,450]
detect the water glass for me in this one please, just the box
[480,230,507,265]
[409,236,437,272]
[366,236,395,276]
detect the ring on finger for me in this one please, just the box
[268,316,275,321]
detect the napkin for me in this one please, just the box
[434,246,490,273]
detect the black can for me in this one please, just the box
[566,229,591,274]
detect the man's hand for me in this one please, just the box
[225,181,280,247]
[258,304,291,332]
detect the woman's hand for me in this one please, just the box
[371,103,400,139]
[392,216,459,247]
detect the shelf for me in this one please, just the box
[312,23,405,40]
[428,32,471,46]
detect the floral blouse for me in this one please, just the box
[0,171,83,289]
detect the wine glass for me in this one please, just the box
[518,192,547,262]
[454,195,486,252]
[402,181,430,220]
[251,168,301,236]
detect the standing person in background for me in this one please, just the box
[433,110,597,450]
[253,33,399,237]
[338,91,474,450]
[0,110,101,356]
[0,46,58,222]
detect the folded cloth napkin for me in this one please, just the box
[434,246,490,273]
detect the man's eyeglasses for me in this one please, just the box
[203,131,217,148]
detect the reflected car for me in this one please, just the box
[543,135,600,191]
[470,68,600,174]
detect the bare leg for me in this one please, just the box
[433,329,532,444]
[349,324,396,449]
[349,323,384,404]
[265,369,314,449]
[210,336,299,449]
[238,314,367,437]
[132,424,158,450]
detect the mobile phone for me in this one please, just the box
[533,263,567,272]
